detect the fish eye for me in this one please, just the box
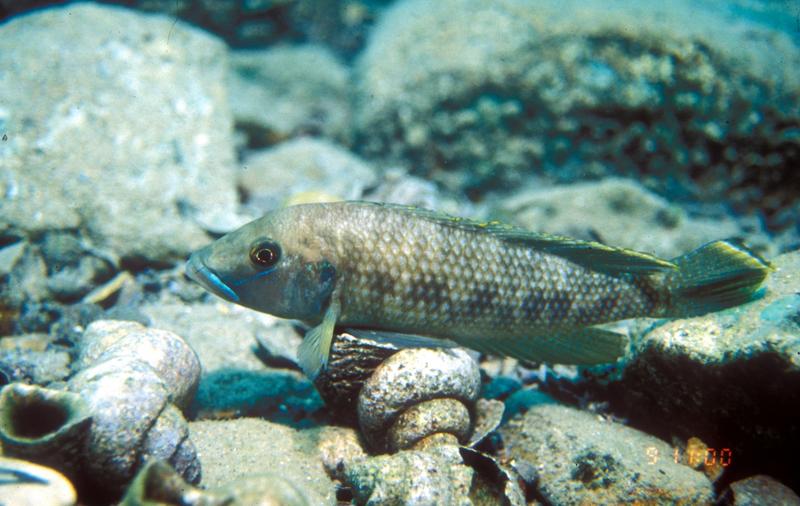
[249,241,281,268]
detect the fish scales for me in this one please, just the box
[331,204,658,337]
[186,201,771,378]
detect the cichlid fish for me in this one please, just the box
[186,201,771,378]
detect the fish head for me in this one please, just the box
[186,206,337,321]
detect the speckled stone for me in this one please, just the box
[725,475,800,506]
[239,137,377,213]
[499,402,714,504]
[498,178,748,259]
[344,444,473,506]
[0,3,238,263]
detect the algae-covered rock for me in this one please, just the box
[189,418,335,505]
[228,46,352,148]
[499,403,714,504]
[0,3,238,264]
[355,0,800,227]
[239,137,378,213]
[343,444,473,506]
[607,249,800,493]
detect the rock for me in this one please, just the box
[597,250,800,492]
[0,241,48,311]
[344,444,473,506]
[189,418,335,505]
[141,299,323,424]
[316,425,368,482]
[0,333,71,384]
[1,1,382,56]
[228,46,351,147]
[499,403,714,504]
[354,0,800,228]
[723,475,800,506]
[364,168,480,218]
[239,137,378,213]
[0,3,238,264]
[498,178,746,259]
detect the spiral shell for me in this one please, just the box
[357,347,480,452]
[67,320,202,495]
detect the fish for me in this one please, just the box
[186,201,772,378]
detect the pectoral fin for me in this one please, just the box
[453,326,627,365]
[298,299,340,379]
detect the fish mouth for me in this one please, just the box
[185,253,240,303]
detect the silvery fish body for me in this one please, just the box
[187,201,770,378]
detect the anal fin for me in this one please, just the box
[453,327,627,365]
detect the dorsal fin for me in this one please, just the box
[367,202,676,275]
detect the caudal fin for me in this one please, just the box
[664,239,772,317]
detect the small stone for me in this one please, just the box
[239,137,377,214]
[344,444,473,506]
[316,426,367,482]
[499,403,713,504]
[228,45,351,146]
[725,475,800,506]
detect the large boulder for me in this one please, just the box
[603,250,800,493]
[0,3,238,264]
[355,0,800,228]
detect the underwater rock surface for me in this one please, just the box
[500,178,745,259]
[344,444,474,506]
[355,0,800,227]
[0,3,238,264]
[605,249,800,491]
[499,402,714,504]
[228,46,352,149]
[141,298,323,424]
[239,137,378,213]
[189,418,335,505]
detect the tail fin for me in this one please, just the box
[663,239,772,317]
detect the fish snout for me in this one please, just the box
[185,252,240,302]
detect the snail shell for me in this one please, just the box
[357,347,481,452]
